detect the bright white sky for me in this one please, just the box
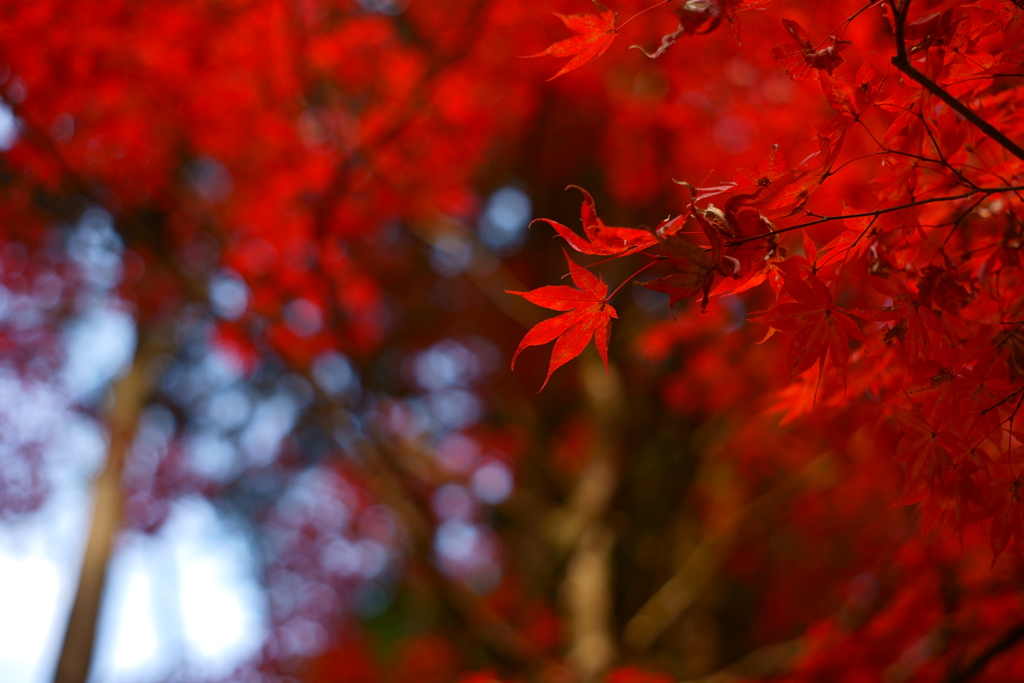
[0,489,267,683]
[0,130,524,683]
[0,292,267,683]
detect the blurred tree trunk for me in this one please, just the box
[561,360,623,683]
[52,331,160,683]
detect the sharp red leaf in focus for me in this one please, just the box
[508,250,618,390]
[533,185,656,256]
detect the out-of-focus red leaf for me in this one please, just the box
[524,1,618,80]
[751,273,863,383]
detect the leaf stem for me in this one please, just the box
[607,259,660,301]
[616,0,672,31]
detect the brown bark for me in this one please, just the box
[558,360,624,683]
[52,332,161,683]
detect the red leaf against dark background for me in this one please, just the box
[508,250,618,389]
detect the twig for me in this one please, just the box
[308,406,545,669]
[678,638,803,683]
[730,187,1024,247]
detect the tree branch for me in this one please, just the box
[890,0,1024,164]
[360,431,544,669]
[945,621,1024,683]
[624,455,834,651]
[678,638,803,683]
[731,186,1024,247]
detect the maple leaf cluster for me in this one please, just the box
[515,0,1024,561]
[5,1,1024,683]
[508,0,1024,678]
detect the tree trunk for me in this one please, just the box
[52,332,159,683]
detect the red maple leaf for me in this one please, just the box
[769,19,851,82]
[859,274,953,365]
[643,207,742,311]
[735,144,788,188]
[720,0,784,39]
[508,250,618,390]
[888,402,965,508]
[976,464,1024,566]
[820,64,878,121]
[751,273,863,384]
[524,1,618,81]
[533,185,656,256]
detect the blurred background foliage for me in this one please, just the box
[0,1,947,683]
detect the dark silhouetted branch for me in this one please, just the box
[891,0,1024,163]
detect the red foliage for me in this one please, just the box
[508,250,618,389]
[526,1,620,81]
[7,0,1024,682]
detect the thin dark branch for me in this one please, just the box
[730,186,1024,246]
[853,112,977,190]
[945,621,1024,683]
[890,0,1024,163]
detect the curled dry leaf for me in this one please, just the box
[631,0,724,59]
[769,18,851,81]
[533,185,656,256]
